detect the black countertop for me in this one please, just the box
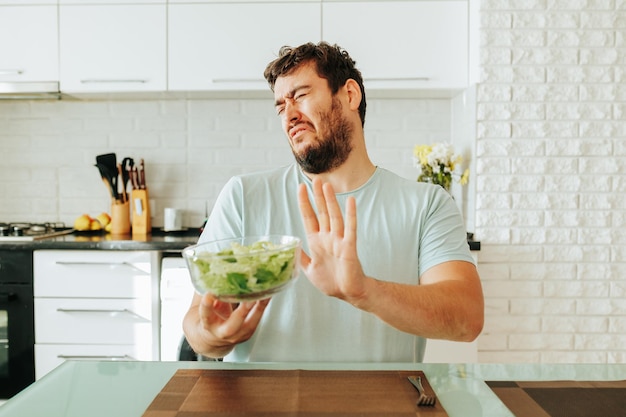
[0,228,202,252]
[0,229,480,252]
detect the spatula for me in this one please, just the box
[94,163,116,202]
[96,153,117,172]
[96,153,119,202]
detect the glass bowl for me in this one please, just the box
[182,235,301,302]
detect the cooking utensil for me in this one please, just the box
[131,166,140,190]
[117,163,126,203]
[96,153,117,174]
[138,158,146,189]
[121,157,132,199]
[94,163,117,202]
[96,153,119,201]
[407,376,436,406]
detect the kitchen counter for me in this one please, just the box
[1,361,623,417]
[0,229,480,252]
[0,228,201,251]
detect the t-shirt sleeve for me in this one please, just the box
[198,177,244,243]
[417,187,475,277]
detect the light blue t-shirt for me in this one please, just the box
[199,164,474,362]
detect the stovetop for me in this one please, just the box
[0,222,74,241]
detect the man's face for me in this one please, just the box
[273,62,353,174]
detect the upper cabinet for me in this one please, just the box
[59,4,167,93]
[5,0,466,96]
[322,1,468,92]
[0,4,58,82]
[168,3,321,92]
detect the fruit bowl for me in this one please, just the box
[182,235,301,302]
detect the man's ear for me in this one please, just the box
[344,79,362,111]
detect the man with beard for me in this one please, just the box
[183,42,484,362]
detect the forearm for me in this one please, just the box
[352,262,484,341]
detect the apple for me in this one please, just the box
[95,212,111,228]
[73,214,93,231]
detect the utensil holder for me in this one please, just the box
[131,188,151,235]
[110,201,130,234]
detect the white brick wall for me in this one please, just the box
[477,0,626,363]
[0,97,454,227]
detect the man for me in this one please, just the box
[183,42,484,362]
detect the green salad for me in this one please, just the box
[189,240,298,298]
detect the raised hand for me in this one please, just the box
[297,178,368,303]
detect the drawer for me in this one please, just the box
[35,297,152,344]
[34,250,152,298]
[35,343,152,380]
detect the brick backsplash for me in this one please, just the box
[0,97,454,228]
[477,1,626,364]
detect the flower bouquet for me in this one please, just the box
[413,142,469,191]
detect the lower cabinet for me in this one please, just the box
[33,250,160,379]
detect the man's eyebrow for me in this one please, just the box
[274,84,310,107]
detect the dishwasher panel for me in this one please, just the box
[160,256,194,361]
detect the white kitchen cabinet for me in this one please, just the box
[59,4,166,93]
[33,250,159,379]
[0,0,56,3]
[169,0,312,2]
[34,344,150,380]
[168,2,321,92]
[322,1,468,92]
[0,5,58,82]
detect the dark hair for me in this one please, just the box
[264,41,366,126]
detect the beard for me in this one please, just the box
[291,97,353,175]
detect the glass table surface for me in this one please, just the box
[1,361,625,417]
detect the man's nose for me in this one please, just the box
[284,100,300,123]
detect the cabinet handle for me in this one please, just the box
[364,77,431,81]
[55,261,149,274]
[0,292,16,303]
[80,79,149,84]
[57,354,136,360]
[56,308,150,322]
[0,69,24,76]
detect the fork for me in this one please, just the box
[407,376,437,406]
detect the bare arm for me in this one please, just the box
[298,178,484,341]
[356,261,483,341]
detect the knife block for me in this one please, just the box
[131,189,151,235]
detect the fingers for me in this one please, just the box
[312,179,330,232]
[199,293,269,343]
[344,196,357,241]
[323,182,345,236]
[299,248,311,270]
[299,178,344,234]
[298,182,319,233]
[217,300,269,341]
